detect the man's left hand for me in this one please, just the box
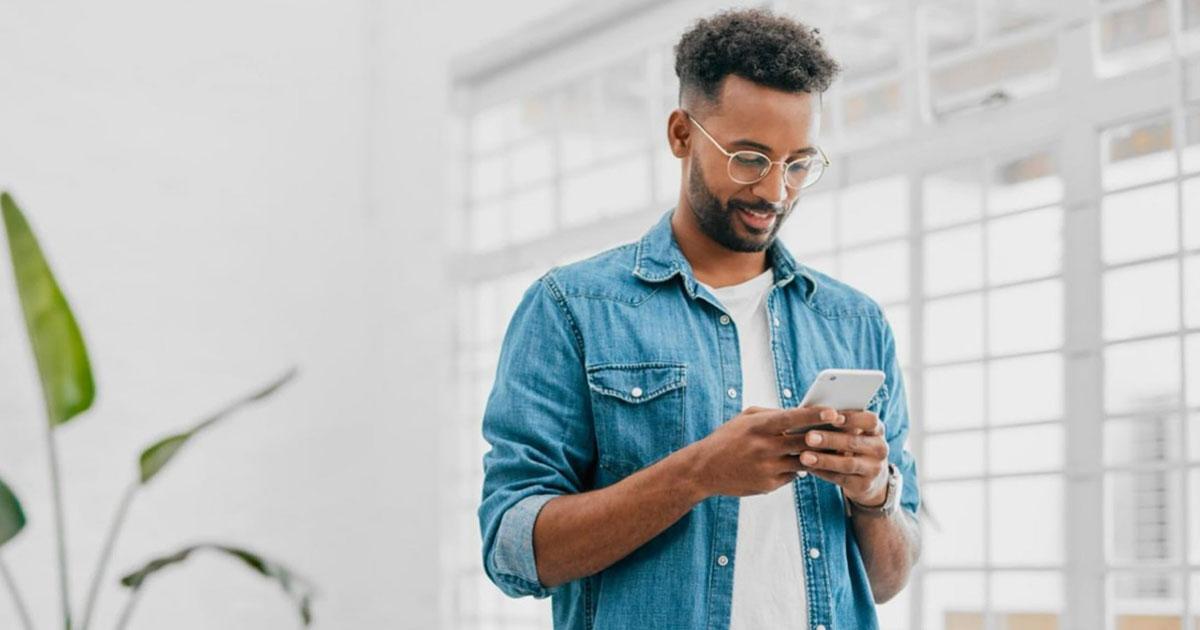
[796,410,889,507]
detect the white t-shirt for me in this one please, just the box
[701,268,809,629]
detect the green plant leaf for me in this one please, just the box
[0,476,26,548]
[1,191,95,427]
[120,543,314,625]
[138,368,298,484]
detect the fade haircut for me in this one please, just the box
[674,7,840,112]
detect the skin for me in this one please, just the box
[531,75,921,603]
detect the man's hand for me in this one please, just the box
[688,405,848,499]
[796,410,890,507]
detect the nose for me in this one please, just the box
[751,162,789,204]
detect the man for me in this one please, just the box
[478,8,921,630]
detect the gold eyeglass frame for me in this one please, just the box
[685,113,830,190]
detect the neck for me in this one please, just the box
[671,198,770,289]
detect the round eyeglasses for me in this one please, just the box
[686,113,829,190]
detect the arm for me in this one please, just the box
[797,315,922,603]
[532,443,707,588]
[534,405,844,588]
[849,503,921,603]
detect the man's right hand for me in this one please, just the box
[686,405,846,498]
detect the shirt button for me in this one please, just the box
[809,548,821,559]
[816,625,827,630]
[717,555,729,566]
[630,387,643,398]
[782,388,793,398]
[797,471,808,478]
[773,317,780,326]
[727,388,737,399]
[719,314,731,325]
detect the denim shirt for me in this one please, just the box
[479,209,921,630]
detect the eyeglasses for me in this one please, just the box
[685,113,829,190]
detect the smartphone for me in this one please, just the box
[783,368,885,435]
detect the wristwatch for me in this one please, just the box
[844,463,902,517]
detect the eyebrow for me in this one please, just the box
[729,138,819,157]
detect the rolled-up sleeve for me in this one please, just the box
[478,272,595,599]
[877,315,921,517]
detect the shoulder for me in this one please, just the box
[800,265,886,321]
[542,243,662,306]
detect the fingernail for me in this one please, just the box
[807,432,823,445]
[820,408,836,421]
[834,414,846,425]
[801,452,818,465]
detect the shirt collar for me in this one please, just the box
[632,208,819,303]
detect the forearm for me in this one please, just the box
[533,444,707,588]
[851,508,921,603]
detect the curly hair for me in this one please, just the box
[674,8,840,108]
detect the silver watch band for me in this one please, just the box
[844,463,901,517]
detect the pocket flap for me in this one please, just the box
[586,362,686,404]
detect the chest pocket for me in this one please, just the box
[586,362,687,479]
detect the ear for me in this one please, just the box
[666,109,690,159]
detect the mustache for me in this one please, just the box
[728,201,786,215]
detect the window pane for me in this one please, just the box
[470,198,508,253]
[1105,337,1182,414]
[560,156,650,226]
[839,176,910,245]
[839,241,910,304]
[991,475,1063,564]
[1108,470,1182,566]
[925,224,983,296]
[990,353,1064,425]
[991,572,1063,625]
[989,280,1063,355]
[1188,333,1200,408]
[988,206,1063,284]
[930,37,1058,117]
[924,165,983,229]
[1102,183,1179,264]
[1185,177,1200,250]
[1183,469,1200,564]
[843,81,905,133]
[990,424,1063,474]
[1101,114,1176,191]
[509,137,554,187]
[471,153,508,202]
[924,572,985,630]
[832,0,904,81]
[780,192,835,255]
[926,363,986,430]
[988,149,1062,215]
[1103,260,1181,340]
[923,0,975,58]
[925,482,986,566]
[1110,572,1182,628]
[926,293,985,363]
[1096,0,1171,78]
[508,186,555,244]
[1105,414,1181,466]
[1186,254,1200,328]
[925,431,986,479]
[876,587,911,630]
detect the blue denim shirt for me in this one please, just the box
[479,209,921,630]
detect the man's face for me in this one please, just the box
[682,75,821,253]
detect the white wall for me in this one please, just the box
[0,1,563,628]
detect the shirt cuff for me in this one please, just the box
[491,493,557,591]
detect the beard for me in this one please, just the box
[686,158,795,253]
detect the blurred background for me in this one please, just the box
[0,0,1198,628]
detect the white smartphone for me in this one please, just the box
[783,368,885,434]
